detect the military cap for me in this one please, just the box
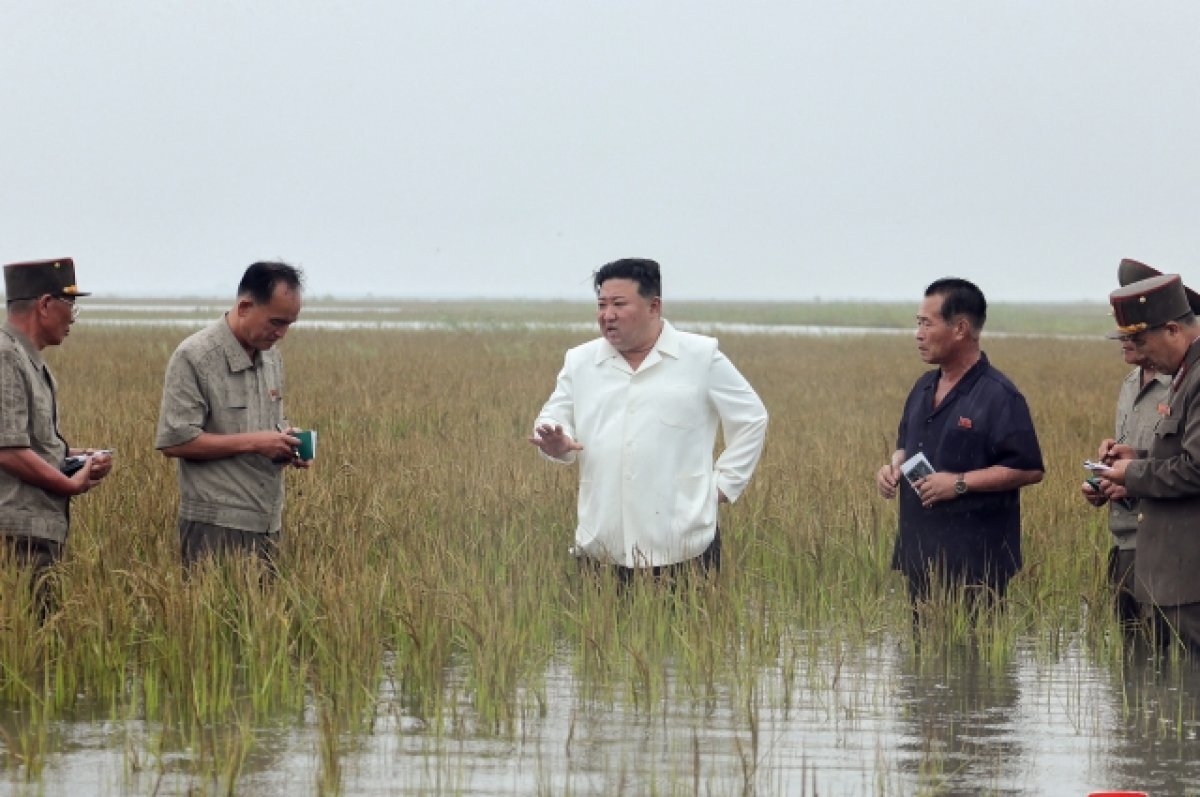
[1108,273,1191,339]
[1117,258,1200,315]
[3,257,90,302]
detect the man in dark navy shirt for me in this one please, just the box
[875,278,1045,608]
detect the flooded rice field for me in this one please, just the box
[7,636,1197,796]
[3,304,1194,795]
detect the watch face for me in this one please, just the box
[955,478,967,495]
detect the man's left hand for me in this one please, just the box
[914,472,958,508]
[87,451,114,480]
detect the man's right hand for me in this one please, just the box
[876,462,900,500]
[1099,439,1136,465]
[528,423,584,459]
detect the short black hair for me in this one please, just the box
[593,258,661,299]
[238,261,304,304]
[925,277,986,331]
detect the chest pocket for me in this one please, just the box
[212,376,252,433]
[1156,417,1181,438]
[657,385,706,429]
[226,381,249,409]
[938,422,992,473]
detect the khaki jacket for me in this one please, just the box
[0,323,70,542]
[155,317,286,534]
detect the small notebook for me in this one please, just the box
[899,452,935,492]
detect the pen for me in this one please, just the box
[1102,432,1125,463]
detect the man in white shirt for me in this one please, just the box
[529,258,768,579]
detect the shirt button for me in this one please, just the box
[1137,513,1144,522]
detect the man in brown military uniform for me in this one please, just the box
[0,258,114,606]
[155,261,308,567]
[1099,273,1200,650]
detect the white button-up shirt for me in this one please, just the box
[535,320,768,567]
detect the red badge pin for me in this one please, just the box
[270,388,281,400]
[958,416,973,429]
[1158,402,1171,416]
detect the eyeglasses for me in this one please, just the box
[51,295,79,321]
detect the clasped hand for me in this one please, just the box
[70,449,114,495]
[911,472,957,508]
[1093,439,1135,487]
[256,429,310,468]
[875,463,955,508]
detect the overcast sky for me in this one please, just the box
[3,2,1198,300]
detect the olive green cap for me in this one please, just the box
[1108,274,1191,339]
[3,257,90,302]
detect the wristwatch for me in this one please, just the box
[954,474,968,496]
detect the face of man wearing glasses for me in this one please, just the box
[1118,334,1148,367]
[39,293,78,346]
[1126,322,1184,375]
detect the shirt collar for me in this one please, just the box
[655,319,680,359]
[2,321,47,371]
[924,350,989,393]
[1184,336,1200,369]
[218,314,257,372]
[951,351,989,393]
[594,318,678,365]
[1145,368,1173,388]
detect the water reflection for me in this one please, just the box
[1097,652,1200,795]
[892,648,1024,793]
[8,640,1200,793]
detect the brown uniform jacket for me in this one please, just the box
[1126,338,1200,607]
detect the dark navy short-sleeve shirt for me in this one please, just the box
[891,352,1044,584]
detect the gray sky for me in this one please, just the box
[3,2,1199,300]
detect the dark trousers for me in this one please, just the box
[1108,546,1139,628]
[581,529,721,588]
[1,535,63,619]
[904,567,1008,607]
[904,564,1008,632]
[179,519,279,572]
[1142,601,1200,654]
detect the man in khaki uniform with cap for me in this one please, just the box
[1098,272,1200,650]
[0,258,113,596]
[1081,259,1177,628]
[155,261,308,568]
